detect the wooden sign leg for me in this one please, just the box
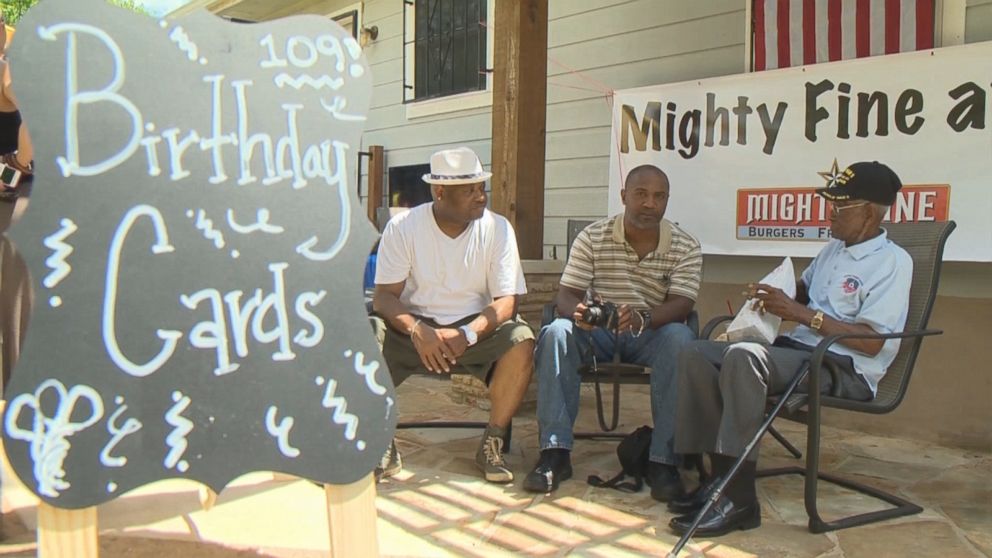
[324,474,379,557]
[37,503,98,558]
[198,485,218,511]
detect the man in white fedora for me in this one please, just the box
[371,146,535,484]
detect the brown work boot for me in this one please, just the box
[475,425,513,483]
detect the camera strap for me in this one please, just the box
[589,327,623,432]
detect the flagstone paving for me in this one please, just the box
[1,375,989,557]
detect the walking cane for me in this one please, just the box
[667,363,811,558]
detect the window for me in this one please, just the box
[388,164,433,209]
[330,5,360,40]
[403,0,491,105]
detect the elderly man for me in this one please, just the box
[524,164,702,500]
[668,161,913,536]
[371,147,534,484]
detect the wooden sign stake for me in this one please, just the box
[198,485,218,511]
[325,474,379,557]
[37,503,98,558]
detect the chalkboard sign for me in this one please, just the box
[2,0,395,509]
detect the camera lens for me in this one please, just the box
[582,306,603,326]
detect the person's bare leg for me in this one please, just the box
[476,339,533,482]
[486,339,534,427]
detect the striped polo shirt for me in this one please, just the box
[561,215,703,308]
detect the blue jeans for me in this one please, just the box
[535,318,696,465]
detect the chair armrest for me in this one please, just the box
[806,328,943,409]
[701,315,734,340]
[686,310,700,338]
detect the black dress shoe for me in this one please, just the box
[667,475,721,515]
[523,449,572,493]
[669,494,761,537]
[646,462,685,502]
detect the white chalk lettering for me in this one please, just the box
[264,406,300,458]
[5,380,104,498]
[320,96,367,121]
[104,205,181,377]
[164,390,193,473]
[232,79,280,185]
[42,218,78,288]
[100,398,142,467]
[200,75,238,184]
[227,208,285,235]
[259,33,289,68]
[295,141,351,261]
[181,288,240,375]
[178,265,326,367]
[252,263,295,361]
[223,289,264,358]
[320,378,360,442]
[343,349,386,395]
[293,290,326,348]
[189,208,226,248]
[139,125,163,177]
[39,23,143,177]
[162,127,202,181]
[168,25,199,61]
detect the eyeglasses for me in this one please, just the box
[829,201,869,216]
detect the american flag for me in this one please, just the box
[752,0,935,71]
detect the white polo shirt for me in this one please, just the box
[786,230,913,395]
[374,203,527,325]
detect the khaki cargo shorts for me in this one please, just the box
[370,313,534,386]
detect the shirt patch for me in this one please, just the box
[841,275,862,294]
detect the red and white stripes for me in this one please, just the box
[753,0,935,71]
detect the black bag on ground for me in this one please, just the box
[587,425,653,493]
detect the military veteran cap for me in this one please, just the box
[817,161,903,205]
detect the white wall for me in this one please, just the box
[358,0,494,209]
[543,0,746,258]
[353,0,749,257]
[966,0,992,42]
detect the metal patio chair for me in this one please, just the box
[689,220,956,539]
[542,219,699,437]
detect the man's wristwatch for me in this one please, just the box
[459,325,478,346]
[810,311,825,331]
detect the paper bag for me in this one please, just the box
[725,257,796,344]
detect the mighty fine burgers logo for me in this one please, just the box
[736,159,951,241]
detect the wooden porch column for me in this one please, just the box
[491,0,548,260]
[366,145,385,223]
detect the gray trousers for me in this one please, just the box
[675,339,872,461]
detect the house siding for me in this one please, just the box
[212,1,992,449]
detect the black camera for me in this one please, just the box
[582,300,620,329]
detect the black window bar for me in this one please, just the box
[402,0,489,103]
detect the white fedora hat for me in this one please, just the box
[422,147,492,185]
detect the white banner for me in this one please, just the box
[608,42,992,262]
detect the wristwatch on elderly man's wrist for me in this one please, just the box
[810,311,825,331]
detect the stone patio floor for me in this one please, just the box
[1,375,989,557]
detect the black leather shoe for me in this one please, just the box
[646,462,685,502]
[669,495,761,537]
[523,449,572,493]
[667,475,721,515]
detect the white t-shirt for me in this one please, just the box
[375,203,527,325]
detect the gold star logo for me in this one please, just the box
[818,159,843,188]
